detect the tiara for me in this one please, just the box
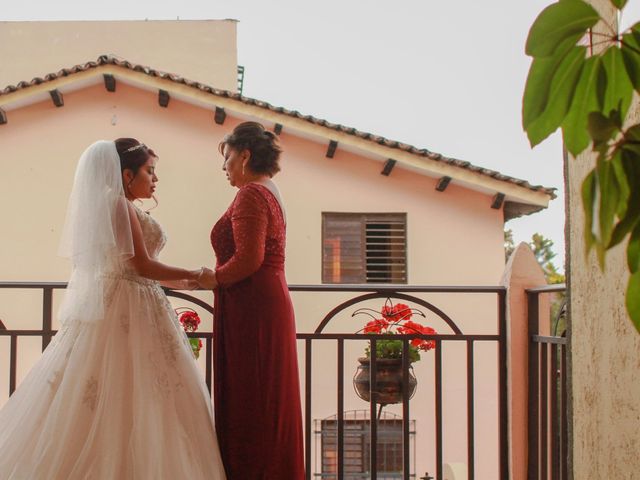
[124,143,146,153]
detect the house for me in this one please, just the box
[0,21,555,479]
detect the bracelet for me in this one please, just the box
[196,267,205,281]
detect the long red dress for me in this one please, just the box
[211,183,305,480]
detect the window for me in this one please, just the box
[315,410,416,479]
[322,213,407,284]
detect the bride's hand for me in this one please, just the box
[197,267,218,290]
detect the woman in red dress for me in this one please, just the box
[203,122,304,479]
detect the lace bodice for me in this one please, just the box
[112,205,167,276]
[132,205,167,258]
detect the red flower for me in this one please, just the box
[398,322,437,351]
[417,326,437,351]
[178,310,201,332]
[397,320,425,335]
[364,318,389,334]
[381,305,396,320]
[393,303,413,321]
[382,303,413,322]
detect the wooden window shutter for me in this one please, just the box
[322,213,407,284]
[322,214,365,284]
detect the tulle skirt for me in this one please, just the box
[0,274,226,479]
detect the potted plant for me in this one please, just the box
[353,300,437,406]
[176,307,204,359]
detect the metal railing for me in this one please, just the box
[0,282,509,480]
[527,284,568,480]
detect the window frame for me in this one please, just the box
[321,212,408,285]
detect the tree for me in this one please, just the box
[530,233,566,285]
[505,230,566,284]
[504,229,515,262]
[523,0,640,332]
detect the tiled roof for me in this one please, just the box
[0,55,556,200]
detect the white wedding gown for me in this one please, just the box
[0,205,226,479]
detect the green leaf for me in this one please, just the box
[611,150,631,216]
[525,45,587,146]
[563,56,607,155]
[628,223,640,273]
[596,156,620,251]
[587,111,617,145]
[581,169,597,253]
[626,271,640,333]
[610,195,640,248]
[621,27,640,92]
[523,37,582,129]
[621,144,640,188]
[630,21,640,47]
[610,0,628,9]
[526,0,600,57]
[602,47,634,121]
[624,124,640,142]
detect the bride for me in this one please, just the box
[0,139,225,479]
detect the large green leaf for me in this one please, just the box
[607,145,640,248]
[587,111,618,146]
[611,150,631,216]
[621,26,640,92]
[623,124,640,143]
[596,157,620,250]
[628,223,640,273]
[611,0,628,9]
[602,47,634,120]
[526,0,600,57]
[581,169,597,252]
[525,45,587,146]
[523,38,583,130]
[611,188,640,248]
[563,56,607,155]
[626,271,640,333]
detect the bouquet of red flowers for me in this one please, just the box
[356,300,437,363]
[176,307,203,359]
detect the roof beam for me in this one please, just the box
[326,140,338,158]
[491,193,505,209]
[158,89,170,108]
[381,159,397,176]
[435,176,452,192]
[214,107,226,125]
[49,89,64,107]
[0,108,6,125]
[274,123,283,135]
[103,74,116,92]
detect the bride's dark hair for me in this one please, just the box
[115,138,159,209]
[115,138,157,174]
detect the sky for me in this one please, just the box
[6,0,640,273]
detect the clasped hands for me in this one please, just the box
[162,267,217,290]
[195,267,217,290]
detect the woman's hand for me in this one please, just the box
[197,267,218,290]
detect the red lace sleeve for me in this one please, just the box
[215,186,268,286]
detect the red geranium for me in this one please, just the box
[178,310,201,332]
[175,307,204,359]
[356,300,437,362]
[363,318,390,334]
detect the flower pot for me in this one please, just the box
[353,357,417,405]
